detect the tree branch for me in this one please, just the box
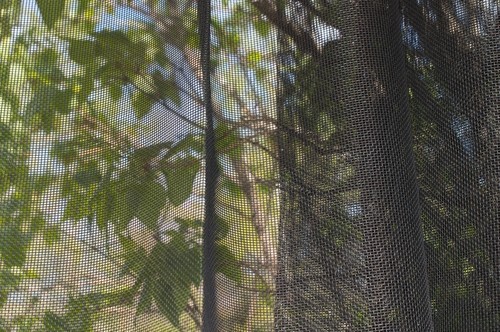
[251,0,320,57]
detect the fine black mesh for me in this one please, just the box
[1,0,499,331]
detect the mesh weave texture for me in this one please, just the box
[0,0,499,331]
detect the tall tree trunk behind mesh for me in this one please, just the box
[275,1,433,330]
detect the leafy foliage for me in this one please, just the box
[163,157,200,206]
[36,0,65,30]
[0,0,277,330]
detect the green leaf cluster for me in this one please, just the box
[36,0,65,30]
[131,232,201,328]
[0,0,279,329]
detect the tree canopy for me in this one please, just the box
[1,0,499,331]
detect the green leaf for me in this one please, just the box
[23,269,40,279]
[27,86,73,133]
[154,281,190,328]
[137,235,201,326]
[254,20,270,37]
[226,32,240,52]
[255,67,267,81]
[0,62,9,83]
[162,157,200,206]
[0,270,21,307]
[0,150,16,176]
[68,39,95,65]
[0,198,21,217]
[153,74,181,106]
[43,312,68,331]
[162,134,203,160]
[132,141,172,165]
[77,74,95,102]
[36,0,65,30]
[167,234,202,285]
[0,292,7,309]
[78,0,90,13]
[43,225,61,246]
[0,15,11,41]
[0,86,19,112]
[30,214,46,233]
[0,268,22,308]
[164,80,181,106]
[215,122,242,157]
[110,180,134,231]
[220,178,244,199]
[0,269,21,289]
[135,181,167,230]
[40,104,55,133]
[216,244,242,283]
[155,236,198,327]
[154,49,169,67]
[95,62,120,85]
[119,235,148,276]
[131,74,155,94]
[94,30,133,53]
[53,89,73,114]
[100,288,136,307]
[93,30,146,69]
[64,295,99,331]
[176,217,202,234]
[95,189,113,231]
[132,91,153,119]
[0,123,11,143]
[0,226,30,267]
[73,162,102,187]
[136,277,153,316]
[51,140,78,165]
[108,83,122,101]
[64,193,88,221]
[215,216,230,241]
[247,51,261,64]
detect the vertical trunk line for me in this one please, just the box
[198,0,219,330]
[344,1,434,329]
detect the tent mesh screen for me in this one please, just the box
[0,0,499,331]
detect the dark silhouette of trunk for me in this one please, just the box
[338,1,433,330]
[274,0,433,330]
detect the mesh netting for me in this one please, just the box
[0,0,499,331]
